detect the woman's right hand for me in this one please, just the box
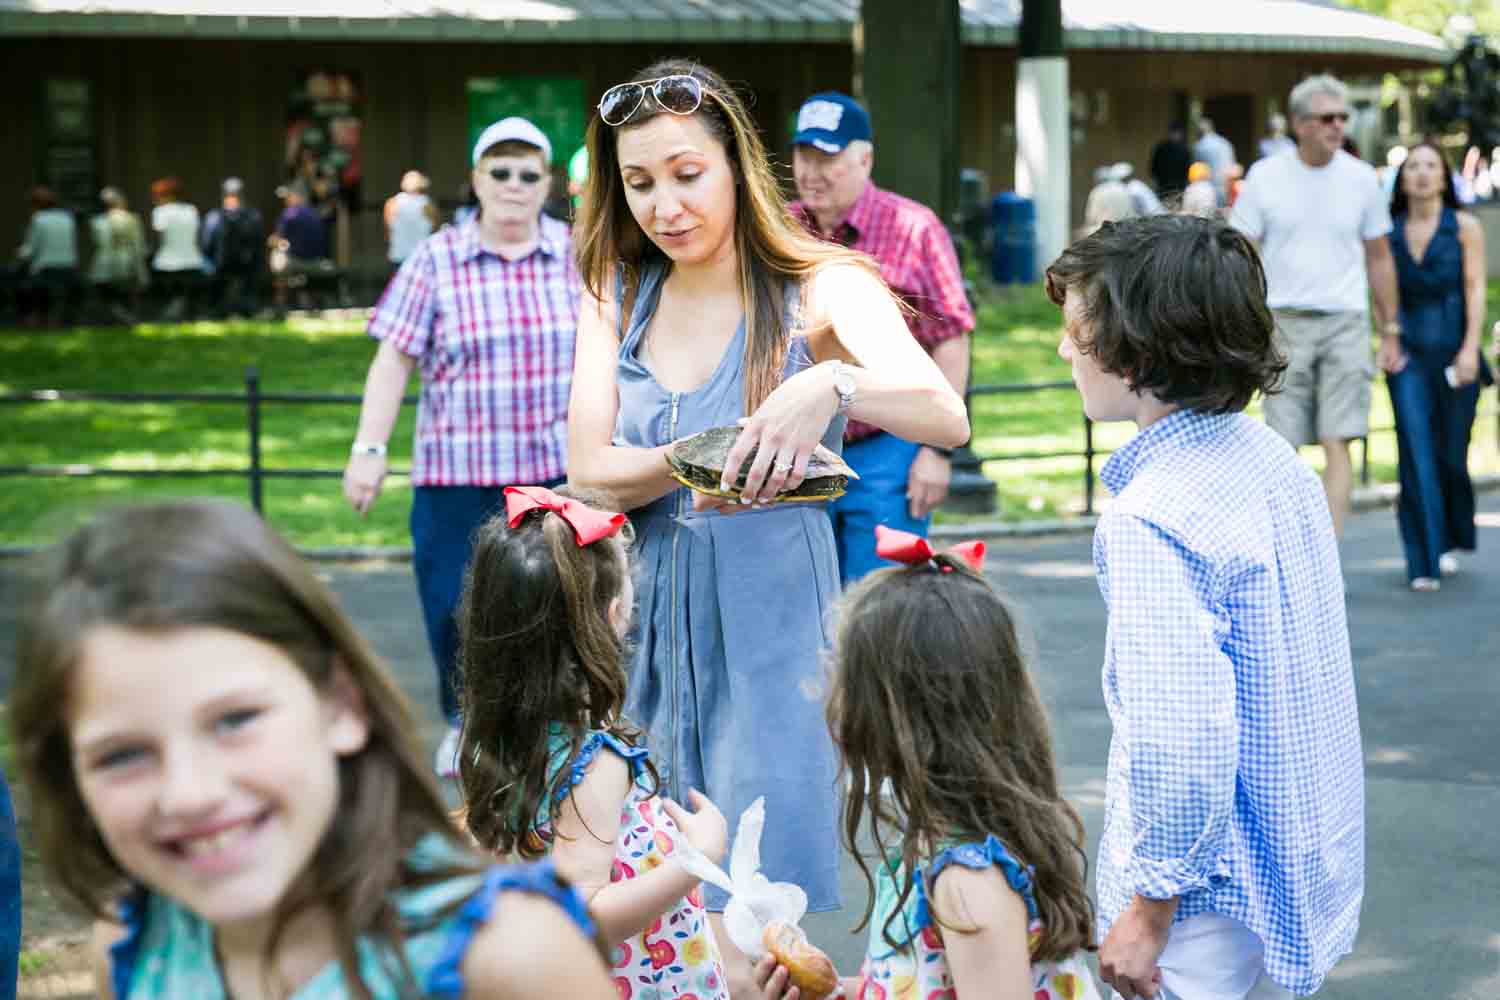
[343,453,387,515]
[1377,334,1408,375]
[661,789,728,864]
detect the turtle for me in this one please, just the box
[666,425,859,502]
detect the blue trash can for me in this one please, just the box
[990,192,1037,285]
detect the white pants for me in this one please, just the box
[1113,913,1295,1000]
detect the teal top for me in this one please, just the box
[865,835,1039,959]
[857,835,1102,999]
[108,834,593,999]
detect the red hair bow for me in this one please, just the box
[874,525,986,573]
[504,486,626,546]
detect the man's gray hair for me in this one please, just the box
[1288,75,1348,119]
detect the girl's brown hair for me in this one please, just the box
[826,557,1094,962]
[456,487,656,858]
[11,500,480,1000]
[574,58,878,414]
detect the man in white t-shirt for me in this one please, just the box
[1231,74,1400,538]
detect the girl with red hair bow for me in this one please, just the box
[755,526,1102,1000]
[456,485,733,999]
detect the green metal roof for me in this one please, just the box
[0,0,1450,63]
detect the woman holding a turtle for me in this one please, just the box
[568,59,967,993]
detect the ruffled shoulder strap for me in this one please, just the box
[108,886,152,1000]
[553,729,652,807]
[424,859,596,998]
[921,834,1040,924]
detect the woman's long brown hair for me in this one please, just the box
[574,58,879,414]
[11,501,485,1000]
[456,487,658,859]
[826,556,1095,962]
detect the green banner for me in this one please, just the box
[466,77,587,166]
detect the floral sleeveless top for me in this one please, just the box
[855,835,1102,1000]
[108,834,594,998]
[537,728,728,1000]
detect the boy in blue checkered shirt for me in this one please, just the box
[1047,215,1364,1000]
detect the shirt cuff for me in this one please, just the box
[1126,853,1231,901]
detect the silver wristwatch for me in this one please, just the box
[831,361,857,414]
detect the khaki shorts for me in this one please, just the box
[1264,309,1373,447]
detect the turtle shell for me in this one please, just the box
[666,425,858,501]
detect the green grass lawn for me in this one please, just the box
[2,288,1498,548]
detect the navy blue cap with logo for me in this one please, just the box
[793,92,872,154]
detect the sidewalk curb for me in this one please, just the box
[4,475,1498,563]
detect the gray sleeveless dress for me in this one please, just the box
[614,257,844,912]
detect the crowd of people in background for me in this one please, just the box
[5,162,449,326]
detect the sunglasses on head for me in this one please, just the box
[598,74,704,127]
[1312,111,1350,125]
[488,166,545,185]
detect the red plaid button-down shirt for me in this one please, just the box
[369,216,580,487]
[789,182,974,443]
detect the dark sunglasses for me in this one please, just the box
[598,74,704,127]
[1311,111,1350,125]
[488,167,545,185]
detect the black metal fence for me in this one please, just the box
[0,368,1412,526]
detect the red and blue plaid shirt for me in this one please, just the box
[789,182,974,443]
[369,216,580,487]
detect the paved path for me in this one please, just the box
[4,496,1497,997]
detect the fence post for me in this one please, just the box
[245,367,264,515]
[1083,413,1095,516]
[1360,435,1370,487]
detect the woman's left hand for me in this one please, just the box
[1454,344,1480,387]
[721,364,840,504]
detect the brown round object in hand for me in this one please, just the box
[762,921,838,1000]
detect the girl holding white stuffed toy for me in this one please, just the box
[756,527,1102,1000]
[457,485,732,999]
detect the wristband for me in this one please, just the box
[351,441,388,457]
[1381,322,1402,337]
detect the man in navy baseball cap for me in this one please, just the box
[788,90,975,584]
[792,91,872,154]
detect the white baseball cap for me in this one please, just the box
[471,117,552,166]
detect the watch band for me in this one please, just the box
[351,441,388,457]
[832,361,856,414]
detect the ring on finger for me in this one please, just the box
[773,457,794,473]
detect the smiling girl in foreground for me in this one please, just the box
[757,528,1101,1000]
[12,500,615,999]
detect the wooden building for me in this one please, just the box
[0,0,1445,271]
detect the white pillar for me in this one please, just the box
[1015,55,1069,270]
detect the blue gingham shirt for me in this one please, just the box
[1092,410,1364,995]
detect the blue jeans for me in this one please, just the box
[0,773,20,1000]
[410,481,562,723]
[827,432,928,585]
[1387,364,1479,581]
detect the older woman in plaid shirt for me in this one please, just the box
[343,117,580,774]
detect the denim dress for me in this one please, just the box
[614,257,845,911]
[1387,207,1494,580]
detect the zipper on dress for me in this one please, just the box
[667,390,683,802]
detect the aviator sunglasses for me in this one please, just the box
[598,74,704,127]
[488,166,546,185]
